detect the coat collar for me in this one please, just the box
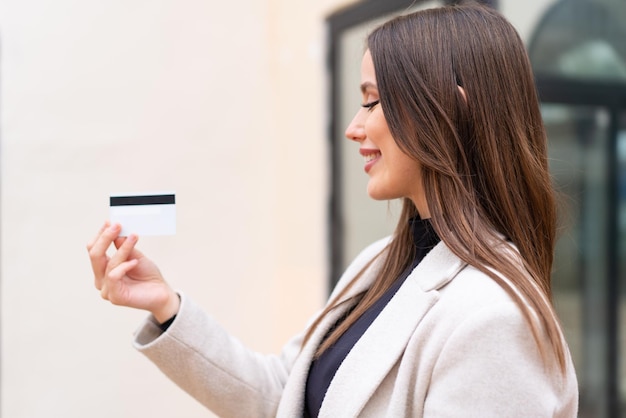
[276,240,467,417]
[319,241,466,416]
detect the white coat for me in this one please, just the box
[133,237,579,417]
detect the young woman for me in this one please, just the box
[88,3,578,417]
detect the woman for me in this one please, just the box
[88,3,578,417]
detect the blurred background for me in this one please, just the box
[1,0,624,417]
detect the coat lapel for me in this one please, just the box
[276,242,387,418]
[276,300,351,417]
[318,242,466,417]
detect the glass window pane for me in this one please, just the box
[528,0,626,83]
[544,103,611,417]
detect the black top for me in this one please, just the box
[304,217,440,418]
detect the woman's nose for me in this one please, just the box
[345,110,366,142]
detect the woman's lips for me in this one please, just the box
[360,148,382,173]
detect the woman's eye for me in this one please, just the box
[361,99,380,111]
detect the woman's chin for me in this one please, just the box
[366,183,393,201]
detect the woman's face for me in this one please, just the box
[345,50,429,218]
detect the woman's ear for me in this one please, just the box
[457,85,467,103]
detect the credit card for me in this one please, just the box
[109,192,176,236]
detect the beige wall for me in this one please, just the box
[0,0,354,417]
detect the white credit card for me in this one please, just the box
[109,192,176,236]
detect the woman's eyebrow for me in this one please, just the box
[360,81,378,94]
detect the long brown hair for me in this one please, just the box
[306,3,566,371]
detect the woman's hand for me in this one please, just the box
[87,222,180,323]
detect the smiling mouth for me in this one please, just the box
[363,152,381,163]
